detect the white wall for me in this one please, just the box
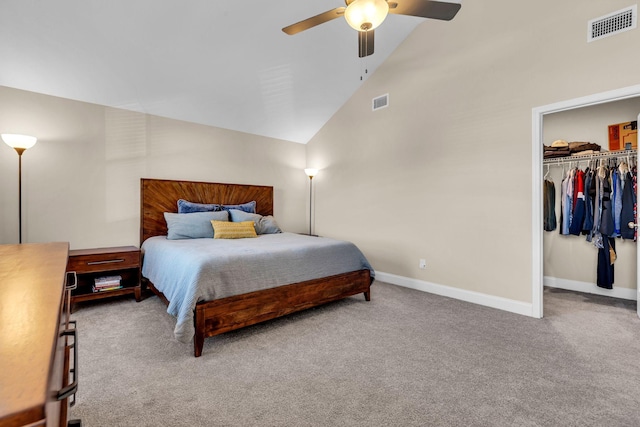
[0,86,307,249]
[306,0,640,305]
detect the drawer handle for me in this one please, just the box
[65,271,77,290]
[87,258,125,265]
[57,327,79,406]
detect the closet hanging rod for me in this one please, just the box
[543,149,637,165]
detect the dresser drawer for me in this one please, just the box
[67,248,140,273]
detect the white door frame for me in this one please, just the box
[531,84,640,319]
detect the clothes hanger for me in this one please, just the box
[598,158,607,179]
[544,164,550,180]
[619,157,628,176]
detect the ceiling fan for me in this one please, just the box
[282,0,461,58]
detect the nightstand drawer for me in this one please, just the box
[67,247,140,273]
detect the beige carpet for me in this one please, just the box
[69,282,640,426]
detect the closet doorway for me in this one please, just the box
[532,85,640,319]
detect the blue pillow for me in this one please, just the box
[228,209,261,226]
[177,199,223,214]
[259,216,282,234]
[164,211,229,239]
[228,209,281,235]
[177,199,257,214]
[221,200,256,214]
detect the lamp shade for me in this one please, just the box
[344,0,389,31]
[2,134,37,150]
[304,168,319,178]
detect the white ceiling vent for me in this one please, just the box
[372,94,389,111]
[588,5,637,42]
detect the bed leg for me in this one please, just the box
[194,306,205,357]
[364,289,371,301]
[194,332,204,358]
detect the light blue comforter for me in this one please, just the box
[141,232,374,342]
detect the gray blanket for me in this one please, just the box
[141,232,374,342]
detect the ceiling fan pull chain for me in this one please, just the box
[364,29,369,74]
[365,31,369,75]
[359,29,369,81]
[360,43,364,80]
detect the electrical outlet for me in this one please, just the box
[419,259,426,269]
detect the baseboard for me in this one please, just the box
[375,271,534,317]
[543,276,637,301]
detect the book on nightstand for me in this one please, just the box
[93,275,123,292]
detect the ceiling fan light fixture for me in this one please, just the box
[344,0,389,31]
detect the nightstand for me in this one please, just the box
[66,246,141,308]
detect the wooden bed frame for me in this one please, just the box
[140,178,372,357]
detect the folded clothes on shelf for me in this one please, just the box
[544,149,571,158]
[543,140,602,159]
[568,141,601,153]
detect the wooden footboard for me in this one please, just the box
[145,269,372,357]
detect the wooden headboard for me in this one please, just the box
[140,178,274,244]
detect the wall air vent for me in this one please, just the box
[372,94,389,111]
[588,5,637,42]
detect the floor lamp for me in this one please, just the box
[2,134,38,244]
[304,168,318,236]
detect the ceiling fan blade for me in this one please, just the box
[282,7,346,35]
[358,30,374,58]
[389,0,461,21]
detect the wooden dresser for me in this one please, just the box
[0,242,78,427]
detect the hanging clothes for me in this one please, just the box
[560,169,572,235]
[600,166,615,237]
[567,168,575,228]
[612,168,622,237]
[544,179,557,231]
[597,237,616,289]
[582,168,594,236]
[569,169,585,235]
[634,166,637,242]
[543,153,636,291]
[587,167,599,242]
[589,164,604,247]
[620,170,636,240]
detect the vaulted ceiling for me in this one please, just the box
[0,1,456,143]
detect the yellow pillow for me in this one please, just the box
[211,220,257,239]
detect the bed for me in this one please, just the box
[140,178,374,357]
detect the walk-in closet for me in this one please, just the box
[542,96,640,314]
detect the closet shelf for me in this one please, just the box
[543,149,637,165]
